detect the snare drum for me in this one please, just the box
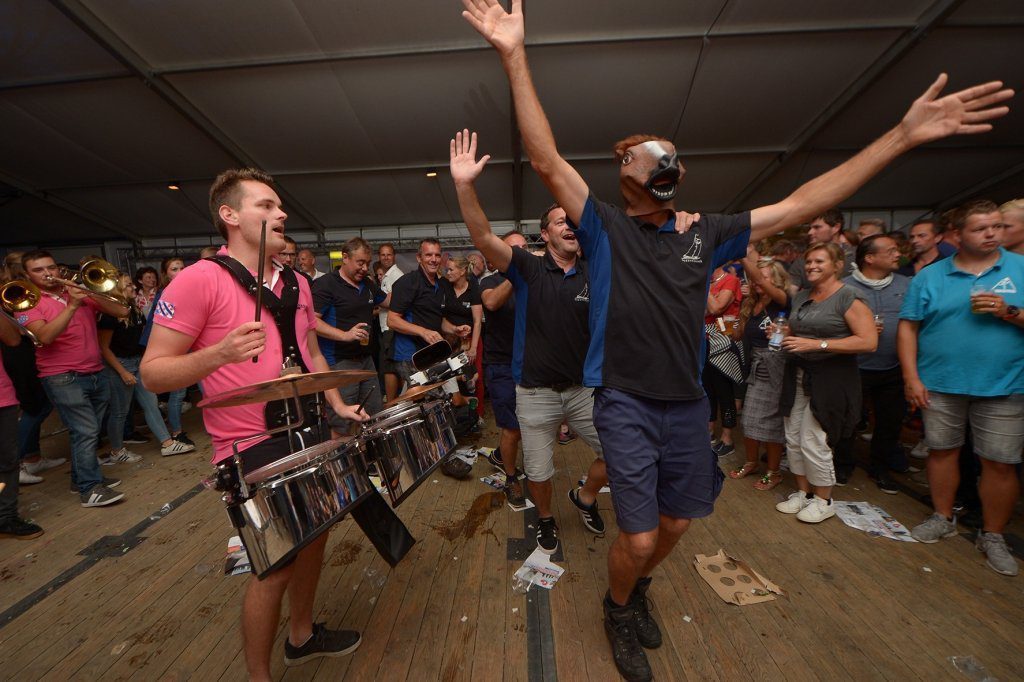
[359,399,456,507]
[228,438,372,578]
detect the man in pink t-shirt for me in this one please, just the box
[0,312,44,539]
[141,169,366,680]
[21,251,129,507]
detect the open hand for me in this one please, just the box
[461,0,524,56]
[450,129,490,186]
[899,73,1013,148]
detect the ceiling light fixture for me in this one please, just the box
[425,171,438,178]
[167,183,180,190]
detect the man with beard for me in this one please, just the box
[461,1,1013,678]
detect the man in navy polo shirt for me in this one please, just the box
[312,237,387,435]
[462,2,1013,678]
[449,140,610,553]
[387,238,472,478]
[899,199,1024,576]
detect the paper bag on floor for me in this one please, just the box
[694,549,784,605]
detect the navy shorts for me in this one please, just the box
[485,363,520,431]
[593,387,723,533]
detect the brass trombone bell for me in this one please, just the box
[0,279,41,313]
[47,258,129,307]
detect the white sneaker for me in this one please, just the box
[797,496,835,523]
[859,432,873,442]
[22,457,67,474]
[161,440,196,456]
[910,441,929,459]
[181,401,193,414]
[776,491,811,514]
[19,465,43,485]
[107,447,143,464]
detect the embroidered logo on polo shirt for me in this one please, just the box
[680,234,703,263]
[155,300,175,319]
[991,277,1017,294]
[575,283,590,302]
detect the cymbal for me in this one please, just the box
[384,381,446,408]
[199,370,375,409]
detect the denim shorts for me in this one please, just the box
[594,387,724,533]
[484,364,519,431]
[923,392,1024,464]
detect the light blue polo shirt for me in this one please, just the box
[899,248,1024,396]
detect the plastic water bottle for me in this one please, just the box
[768,312,787,352]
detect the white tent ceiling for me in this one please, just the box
[1,0,1021,246]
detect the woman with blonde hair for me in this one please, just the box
[729,248,791,489]
[776,243,877,523]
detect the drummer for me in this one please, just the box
[311,237,388,436]
[140,168,368,681]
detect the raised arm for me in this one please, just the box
[461,0,588,223]
[450,130,513,272]
[750,74,1013,242]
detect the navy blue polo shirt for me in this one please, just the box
[312,272,385,364]
[503,247,590,387]
[570,194,750,400]
[389,266,454,361]
[480,272,515,365]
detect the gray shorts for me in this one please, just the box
[327,356,382,433]
[515,385,602,482]
[923,392,1024,464]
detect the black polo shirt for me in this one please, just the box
[312,272,384,364]
[570,194,750,400]
[98,308,147,358]
[504,247,590,388]
[480,272,515,365]
[446,279,481,327]
[389,266,454,361]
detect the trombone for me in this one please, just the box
[0,279,43,347]
[45,258,130,307]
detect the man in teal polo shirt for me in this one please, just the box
[898,199,1024,576]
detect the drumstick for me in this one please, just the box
[356,385,376,416]
[253,220,267,364]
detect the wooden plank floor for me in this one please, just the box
[2,407,1024,681]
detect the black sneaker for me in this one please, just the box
[536,516,559,555]
[604,594,652,682]
[0,517,44,540]
[834,470,851,487]
[174,432,196,447]
[870,473,899,495]
[124,430,150,444]
[440,456,473,479]
[284,623,361,667]
[568,487,605,535]
[486,447,504,469]
[80,484,125,508]
[503,480,527,509]
[630,577,662,649]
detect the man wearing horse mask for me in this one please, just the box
[461,1,1013,680]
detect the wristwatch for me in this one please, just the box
[819,340,829,350]
[1004,305,1020,321]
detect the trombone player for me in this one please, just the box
[20,250,130,507]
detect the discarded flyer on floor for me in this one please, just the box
[694,549,784,605]
[509,498,535,512]
[832,501,917,542]
[577,475,611,494]
[480,472,507,489]
[224,535,251,576]
[513,547,565,590]
[454,447,478,465]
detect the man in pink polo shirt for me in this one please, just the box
[0,312,44,539]
[21,250,129,507]
[141,168,366,681]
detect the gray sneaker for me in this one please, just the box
[976,532,1019,577]
[80,484,125,508]
[910,513,958,543]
